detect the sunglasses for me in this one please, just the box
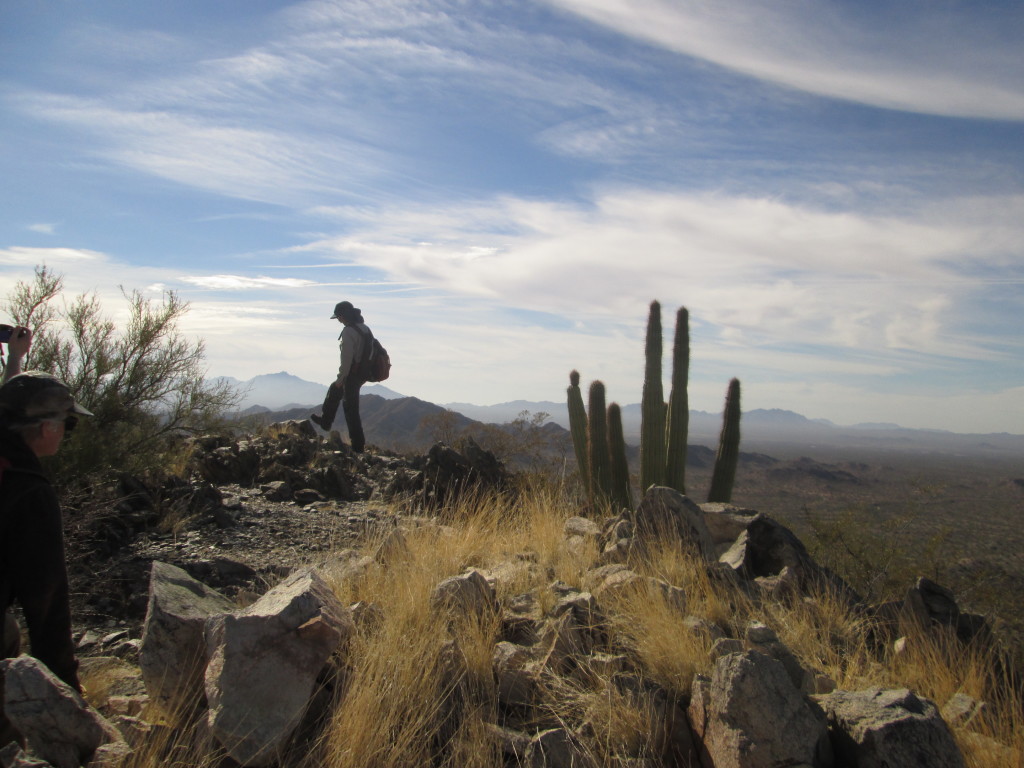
[63,415,78,433]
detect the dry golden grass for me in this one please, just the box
[78,482,1023,767]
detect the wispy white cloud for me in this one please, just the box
[0,245,104,265]
[544,0,1024,119]
[293,188,1024,379]
[182,275,318,290]
[27,223,57,235]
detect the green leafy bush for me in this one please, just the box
[3,266,241,484]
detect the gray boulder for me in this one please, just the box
[1,657,124,768]
[815,688,965,768]
[430,569,497,619]
[690,650,832,768]
[630,487,714,561]
[139,561,235,717]
[204,567,353,766]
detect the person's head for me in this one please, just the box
[330,301,362,325]
[0,371,93,457]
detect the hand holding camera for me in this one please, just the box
[0,324,33,380]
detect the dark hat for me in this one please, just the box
[0,371,93,425]
[330,301,359,320]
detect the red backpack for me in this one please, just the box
[355,326,391,383]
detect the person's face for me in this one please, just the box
[32,417,67,457]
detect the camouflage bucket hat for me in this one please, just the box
[0,370,93,425]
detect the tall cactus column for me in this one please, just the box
[639,300,666,492]
[708,378,741,503]
[607,402,632,511]
[587,380,612,504]
[664,307,690,494]
[567,370,591,498]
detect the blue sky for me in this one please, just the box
[2,0,1022,433]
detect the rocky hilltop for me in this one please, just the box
[2,420,1019,768]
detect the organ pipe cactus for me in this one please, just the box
[664,306,690,493]
[567,370,591,497]
[707,378,741,503]
[567,300,742,509]
[639,301,666,491]
[607,402,633,510]
[587,380,611,503]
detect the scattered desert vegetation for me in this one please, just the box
[71,480,1022,768]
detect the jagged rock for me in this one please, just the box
[75,658,144,699]
[538,610,590,672]
[610,674,700,765]
[940,692,987,729]
[292,488,325,505]
[501,592,543,645]
[699,502,759,553]
[690,650,832,768]
[591,569,687,616]
[421,440,508,509]
[719,513,815,579]
[193,443,260,486]
[83,741,132,768]
[710,637,744,661]
[349,601,385,630]
[744,621,806,691]
[484,722,533,761]
[1,656,124,768]
[259,480,292,501]
[683,615,726,643]
[263,419,317,440]
[815,688,965,768]
[430,569,497,619]
[493,641,538,706]
[564,516,601,538]
[139,561,235,716]
[524,727,594,768]
[204,567,354,766]
[630,487,714,561]
[0,743,52,768]
[372,526,410,564]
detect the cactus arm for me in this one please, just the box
[707,378,741,503]
[567,370,592,498]
[640,300,666,491]
[607,402,633,511]
[664,306,690,494]
[588,380,611,504]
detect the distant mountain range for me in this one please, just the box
[219,372,1024,460]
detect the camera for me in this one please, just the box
[0,324,13,343]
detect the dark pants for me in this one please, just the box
[1,610,23,747]
[320,377,365,452]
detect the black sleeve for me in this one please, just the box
[5,484,80,691]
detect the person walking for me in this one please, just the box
[1,370,93,743]
[311,301,370,453]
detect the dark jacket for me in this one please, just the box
[0,431,80,691]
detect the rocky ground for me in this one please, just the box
[59,419,509,655]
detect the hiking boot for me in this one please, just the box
[310,413,329,430]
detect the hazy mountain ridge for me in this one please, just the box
[225,372,1024,459]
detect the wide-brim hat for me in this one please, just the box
[0,370,93,425]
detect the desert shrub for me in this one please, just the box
[3,265,241,485]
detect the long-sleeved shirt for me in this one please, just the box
[337,323,369,383]
[0,431,80,691]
